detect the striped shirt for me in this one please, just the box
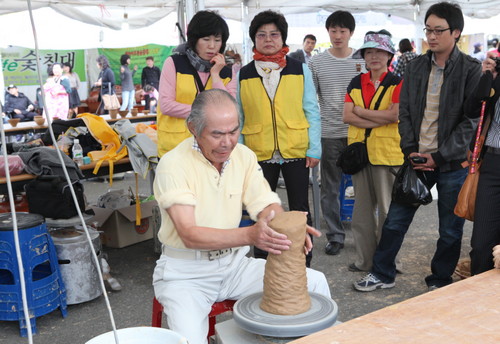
[485,99,500,148]
[419,56,443,154]
[308,49,365,139]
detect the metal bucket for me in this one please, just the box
[49,226,103,305]
[85,327,188,344]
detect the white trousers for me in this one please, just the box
[152,246,331,344]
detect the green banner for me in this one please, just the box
[1,46,86,86]
[98,44,175,86]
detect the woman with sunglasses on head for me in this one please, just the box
[157,10,236,158]
[237,10,321,268]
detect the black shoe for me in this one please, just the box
[348,263,363,272]
[325,242,344,255]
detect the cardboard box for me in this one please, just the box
[90,200,158,248]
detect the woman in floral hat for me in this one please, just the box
[343,29,404,273]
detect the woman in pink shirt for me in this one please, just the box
[157,10,237,157]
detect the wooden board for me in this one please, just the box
[291,269,500,344]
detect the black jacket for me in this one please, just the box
[4,92,36,116]
[398,45,482,172]
[289,49,306,63]
[141,65,161,89]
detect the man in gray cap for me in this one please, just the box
[3,85,37,121]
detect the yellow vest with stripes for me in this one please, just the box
[157,55,232,158]
[239,58,309,161]
[347,72,404,166]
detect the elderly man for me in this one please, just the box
[3,85,37,121]
[153,89,330,344]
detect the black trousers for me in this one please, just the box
[144,94,150,111]
[470,151,500,275]
[254,159,313,267]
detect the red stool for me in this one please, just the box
[152,297,236,341]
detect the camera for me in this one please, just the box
[492,57,500,74]
[411,156,427,164]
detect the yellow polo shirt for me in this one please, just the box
[154,137,281,249]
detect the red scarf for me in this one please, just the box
[253,47,289,69]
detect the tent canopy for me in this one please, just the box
[1,0,500,30]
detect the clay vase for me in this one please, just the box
[34,116,45,126]
[118,110,128,118]
[7,118,20,127]
[142,110,149,115]
[131,108,138,117]
[109,109,118,119]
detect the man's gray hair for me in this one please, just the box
[186,89,240,136]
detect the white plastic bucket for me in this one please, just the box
[86,327,188,344]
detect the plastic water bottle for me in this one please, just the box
[73,139,84,166]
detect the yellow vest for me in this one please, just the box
[347,72,404,166]
[157,55,232,158]
[239,59,309,161]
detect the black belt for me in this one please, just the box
[486,146,500,156]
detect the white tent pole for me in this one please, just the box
[177,0,186,44]
[0,54,4,105]
[186,0,195,23]
[197,0,205,11]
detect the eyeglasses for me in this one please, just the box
[423,28,450,36]
[256,32,281,40]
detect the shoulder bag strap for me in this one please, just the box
[363,73,397,141]
[186,60,207,93]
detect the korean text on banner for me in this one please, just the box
[1,46,86,86]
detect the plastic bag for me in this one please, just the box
[0,155,25,177]
[391,160,432,206]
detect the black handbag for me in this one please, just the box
[336,129,371,175]
[336,73,396,175]
[25,175,93,219]
[390,160,432,206]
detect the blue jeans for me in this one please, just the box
[371,168,468,287]
[120,90,135,111]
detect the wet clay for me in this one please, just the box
[260,211,311,315]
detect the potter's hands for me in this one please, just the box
[251,210,291,255]
[493,245,500,268]
[302,212,321,255]
[14,109,21,115]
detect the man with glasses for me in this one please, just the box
[354,2,481,293]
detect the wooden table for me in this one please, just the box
[2,113,156,135]
[0,157,133,193]
[291,269,500,343]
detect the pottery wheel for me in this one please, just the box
[233,292,338,338]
